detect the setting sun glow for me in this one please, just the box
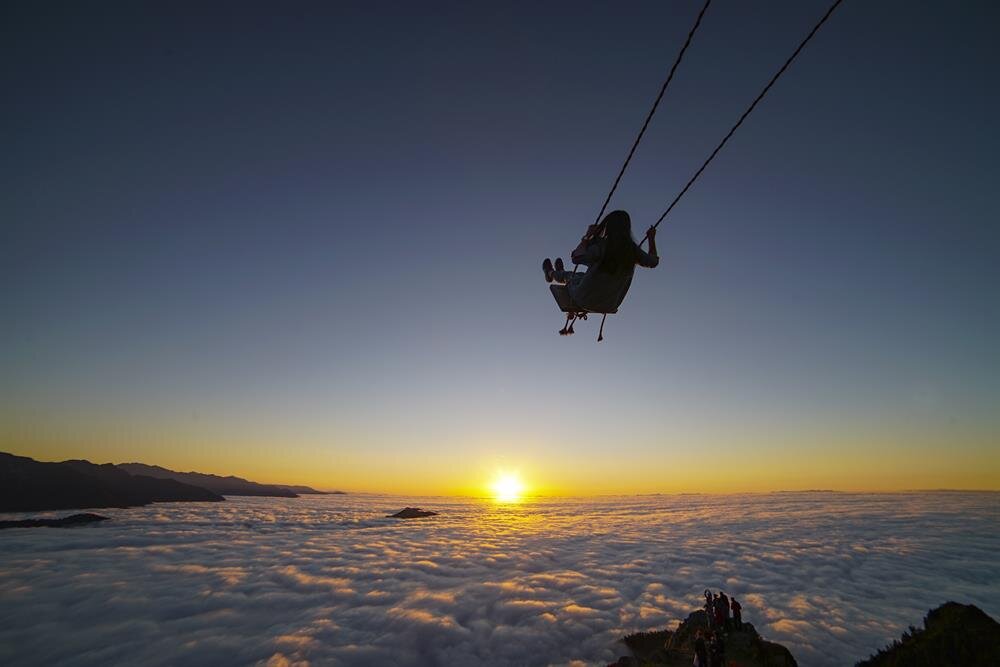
[490,472,525,502]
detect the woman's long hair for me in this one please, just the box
[597,210,638,275]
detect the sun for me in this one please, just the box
[490,472,525,503]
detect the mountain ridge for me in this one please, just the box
[0,452,224,512]
[117,463,303,497]
[1,453,345,513]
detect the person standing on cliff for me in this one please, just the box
[704,591,715,629]
[718,590,731,631]
[731,596,743,630]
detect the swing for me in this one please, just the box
[549,285,614,340]
[547,0,843,341]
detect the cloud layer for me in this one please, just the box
[1,492,997,666]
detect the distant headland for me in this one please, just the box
[0,452,344,513]
[118,462,338,498]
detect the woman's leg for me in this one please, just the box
[542,258,554,282]
[543,257,570,283]
[551,269,581,286]
[549,258,580,285]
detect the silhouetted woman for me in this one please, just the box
[543,210,658,314]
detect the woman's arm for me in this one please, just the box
[637,226,659,268]
[571,224,602,265]
[572,241,602,266]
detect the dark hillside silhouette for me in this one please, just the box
[856,602,1000,667]
[0,453,223,512]
[118,463,306,497]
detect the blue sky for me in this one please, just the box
[2,0,997,491]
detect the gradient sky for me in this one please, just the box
[2,1,998,494]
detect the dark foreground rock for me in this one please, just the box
[388,507,438,518]
[0,513,110,530]
[613,609,796,667]
[856,602,1000,667]
[0,452,224,512]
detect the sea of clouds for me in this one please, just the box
[1,491,997,667]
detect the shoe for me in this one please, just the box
[554,257,565,272]
[542,258,554,282]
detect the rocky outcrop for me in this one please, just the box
[0,513,110,529]
[614,608,796,667]
[0,453,224,512]
[856,602,1000,667]
[388,507,438,518]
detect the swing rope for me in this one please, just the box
[562,0,845,341]
[567,0,712,340]
[591,0,714,228]
[637,0,845,248]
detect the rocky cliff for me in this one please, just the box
[856,602,1000,667]
[611,607,796,667]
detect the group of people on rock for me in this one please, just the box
[704,588,742,632]
[692,589,744,667]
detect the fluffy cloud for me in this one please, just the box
[0,492,997,666]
